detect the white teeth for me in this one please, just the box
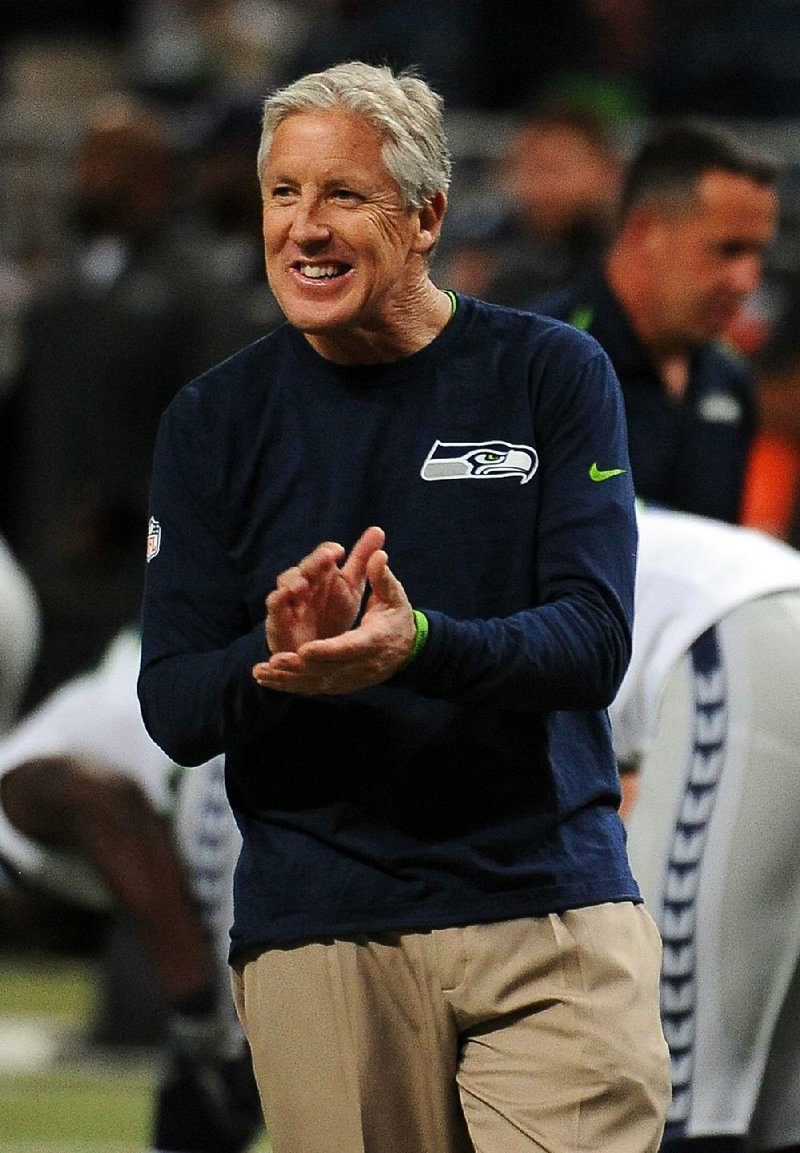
[300,264,342,279]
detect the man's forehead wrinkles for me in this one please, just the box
[266,153,384,183]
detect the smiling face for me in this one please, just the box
[260,108,445,362]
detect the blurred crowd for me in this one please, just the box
[7,1,800,115]
[2,1,800,719]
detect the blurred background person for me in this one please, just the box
[439,100,622,306]
[0,626,263,1153]
[536,120,779,524]
[0,535,40,736]
[178,98,284,366]
[127,0,311,106]
[738,277,800,545]
[0,93,212,707]
[612,504,800,1153]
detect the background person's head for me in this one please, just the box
[73,94,172,245]
[196,102,263,238]
[608,120,779,351]
[503,103,621,244]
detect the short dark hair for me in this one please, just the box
[620,120,778,217]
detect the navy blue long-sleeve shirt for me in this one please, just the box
[138,295,640,959]
[536,265,756,524]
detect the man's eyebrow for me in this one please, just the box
[718,239,766,255]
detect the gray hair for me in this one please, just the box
[257,61,451,211]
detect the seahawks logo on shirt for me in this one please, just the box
[421,440,538,484]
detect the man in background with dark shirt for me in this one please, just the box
[537,121,778,523]
[2,94,209,704]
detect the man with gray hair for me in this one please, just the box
[139,61,670,1153]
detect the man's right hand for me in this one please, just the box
[254,542,416,696]
[264,525,385,654]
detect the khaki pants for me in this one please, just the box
[232,902,670,1153]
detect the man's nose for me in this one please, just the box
[288,200,331,246]
[728,253,762,297]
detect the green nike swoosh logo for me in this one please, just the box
[589,462,627,482]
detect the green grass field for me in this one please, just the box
[0,954,272,1152]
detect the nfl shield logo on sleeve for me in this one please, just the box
[146,516,161,562]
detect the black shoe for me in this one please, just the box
[153,1047,264,1153]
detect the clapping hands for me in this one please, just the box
[252,526,416,695]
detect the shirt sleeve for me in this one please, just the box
[396,344,637,712]
[138,388,290,766]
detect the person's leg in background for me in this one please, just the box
[0,753,261,1153]
[748,949,800,1153]
[626,596,800,1151]
[154,755,262,1153]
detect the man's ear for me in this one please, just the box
[624,203,674,259]
[412,190,447,256]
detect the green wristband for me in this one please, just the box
[408,609,429,663]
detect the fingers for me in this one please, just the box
[265,541,345,625]
[299,541,345,577]
[262,528,393,660]
[269,530,383,602]
[365,550,411,611]
[253,641,394,696]
[275,541,344,593]
[341,526,385,586]
[253,555,414,695]
[252,650,351,694]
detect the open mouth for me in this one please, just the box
[294,262,352,280]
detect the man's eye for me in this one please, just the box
[332,189,359,202]
[719,242,752,259]
[271,185,294,199]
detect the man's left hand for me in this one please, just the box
[253,547,416,695]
